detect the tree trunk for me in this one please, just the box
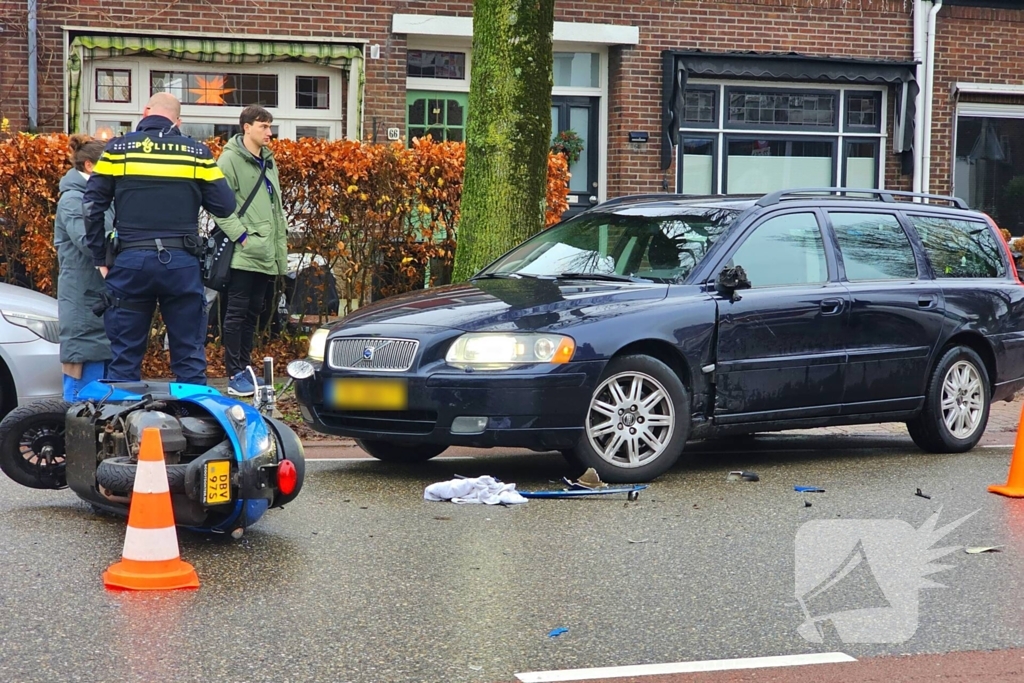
[452,0,555,282]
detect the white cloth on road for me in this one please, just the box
[424,476,528,505]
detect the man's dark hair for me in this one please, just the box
[240,104,273,129]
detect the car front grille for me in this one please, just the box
[328,337,419,372]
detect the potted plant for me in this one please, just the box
[551,129,584,166]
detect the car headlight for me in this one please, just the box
[1,310,59,344]
[445,333,575,370]
[307,327,329,363]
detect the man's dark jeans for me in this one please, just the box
[223,268,274,378]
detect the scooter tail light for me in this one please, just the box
[277,459,297,496]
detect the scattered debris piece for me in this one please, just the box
[915,488,931,500]
[469,665,483,671]
[966,546,1004,554]
[577,467,606,489]
[548,627,569,638]
[794,486,825,493]
[434,516,452,521]
[727,470,759,482]
[804,501,812,508]
[521,484,649,499]
[627,538,650,544]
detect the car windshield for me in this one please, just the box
[476,207,740,283]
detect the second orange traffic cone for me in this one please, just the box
[990,402,1024,498]
[103,427,200,590]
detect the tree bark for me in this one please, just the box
[452,0,555,282]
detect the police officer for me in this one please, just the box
[83,93,236,385]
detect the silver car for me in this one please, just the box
[0,283,62,418]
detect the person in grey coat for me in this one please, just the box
[55,134,113,401]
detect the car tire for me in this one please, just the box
[95,456,188,494]
[568,354,690,483]
[355,439,447,463]
[0,399,71,490]
[907,345,991,453]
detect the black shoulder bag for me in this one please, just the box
[203,160,269,292]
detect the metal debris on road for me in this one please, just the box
[727,470,760,482]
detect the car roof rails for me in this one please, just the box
[755,187,969,210]
[593,193,693,209]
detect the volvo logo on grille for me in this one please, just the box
[363,346,375,360]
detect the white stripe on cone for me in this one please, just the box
[132,458,170,494]
[121,526,181,562]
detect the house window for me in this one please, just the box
[95,69,131,103]
[406,51,466,80]
[296,76,330,109]
[151,72,279,107]
[84,58,343,142]
[678,84,886,195]
[954,113,1024,235]
[407,91,468,143]
[683,89,716,127]
[727,89,837,130]
[553,53,599,88]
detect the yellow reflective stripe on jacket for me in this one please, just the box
[93,152,125,176]
[92,151,225,182]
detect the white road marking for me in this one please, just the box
[514,652,857,682]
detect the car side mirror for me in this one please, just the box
[716,265,751,302]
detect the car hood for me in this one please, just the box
[335,278,669,332]
[0,282,58,317]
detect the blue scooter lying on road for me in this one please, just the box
[0,359,304,537]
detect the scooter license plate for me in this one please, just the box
[204,460,232,505]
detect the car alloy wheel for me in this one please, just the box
[941,360,985,439]
[586,370,674,469]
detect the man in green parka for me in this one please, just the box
[213,105,289,396]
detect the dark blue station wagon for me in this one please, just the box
[292,189,1024,482]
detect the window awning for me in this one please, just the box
[660,50,919,171]
[67,34,364,135]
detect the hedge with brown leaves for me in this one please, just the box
[0,133,570,377]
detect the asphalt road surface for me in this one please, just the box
[2,434,1024,683]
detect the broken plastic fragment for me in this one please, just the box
[794,486,825,493]
[548,627,569,638]
[966,546,1004,554]
[727,470,760,482]
[915,488,931,500]
[577,467,606,488]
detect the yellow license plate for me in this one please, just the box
[204,460,232,505]
[328,378,408,410]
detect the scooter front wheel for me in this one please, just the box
[0,399,72,490]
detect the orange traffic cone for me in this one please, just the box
[990,402,1024,497]
[103,427,200,590]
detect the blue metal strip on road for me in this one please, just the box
[514,652,857,682]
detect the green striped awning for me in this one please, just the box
[68,35,363,133]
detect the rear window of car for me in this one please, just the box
[830,212,918,281]
[907,215,1006,279]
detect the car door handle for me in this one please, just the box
[918,295,938,309]
[820,298,844,315]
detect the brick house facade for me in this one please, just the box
[1,0,1023,228]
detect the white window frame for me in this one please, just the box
[677,79,889,195]
[81,57,346,140]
